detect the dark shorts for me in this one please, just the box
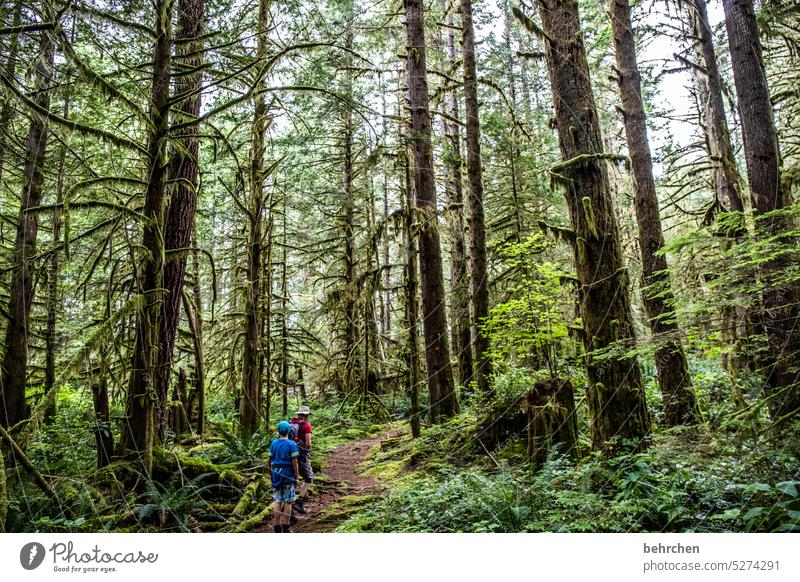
[298,456,314,483]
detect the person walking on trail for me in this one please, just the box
[289,406,313,514]
[269,420,301,533]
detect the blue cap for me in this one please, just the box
[277,420,290,435]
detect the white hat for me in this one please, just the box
[297,406,311,415]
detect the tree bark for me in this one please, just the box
[445,14,474,389]
[687,0,749,382]
[533,0,651,450]
[281,192,289,416]
[190,238,205,434]
[0,0,22,184]
[91,380,113,469]
[524,379,578,464]
[722,0,800,419]
[610,0,699,425]
[690,0,746,214]
[404,0,458,421]
[0,21,54,429]
[403,144,422,438]
[461,0,493,399]
[156,0,205,439]
[44,56,72,424]
[504,0,525,242]
[122,0,173,474]
[240,0,270,437]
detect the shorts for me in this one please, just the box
[298,456,314,483]
[273,484,296,504]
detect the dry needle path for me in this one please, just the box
[255,432,389,533]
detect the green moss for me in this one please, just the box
[342,428,368,440]
[319,494,379,522]
[362,459,407,482]
[231,503,273,532]
[233,479,262,515]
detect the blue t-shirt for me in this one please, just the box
[269,437,299,467]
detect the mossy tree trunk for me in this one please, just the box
[524,379,578,464]
[0,0,21,183]
[530,0,650,450]
[686,0,749,382]
[610,0,699,425]
[444,14,474,390]
[44,49,72,425]
[1,16,54,429]
[404,0,458,422]
[240,0,271,437]
[156,0,205,439]
[403,143,422,439]
[689,0,745,214]
[461,0,493,399]
[122,0,173,474]
[722,0,800,419]
[91,380,113,469]
[189,237,205,434]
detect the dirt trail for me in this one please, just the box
[255,433,387,533]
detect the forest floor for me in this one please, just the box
[255,431,391,533]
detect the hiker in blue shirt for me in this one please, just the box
[268,420,301,533]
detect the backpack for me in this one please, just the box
[289,419,309,452]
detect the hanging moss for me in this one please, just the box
[550,152,628,175]
[511,6,551,42]
[581,196,599,238]
[576,237,588,268]
[537,219,576,245]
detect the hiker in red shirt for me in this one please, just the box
[289,406,313,513]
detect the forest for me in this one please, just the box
[0,0,799,534]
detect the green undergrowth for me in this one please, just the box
[336,409,800,533]
[3,391,389,533]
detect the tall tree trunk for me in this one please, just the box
[723,0,800,419]
[610,0,699,425]
[689,0,745,214]
[445,13,475,390]
[341,14,358,397]
[381,77,392,339]
[460,0,493,399]
[156,0,205,439]
[0,0,22,183]
[240,0,270,436]
[403,143,422,438]
[264,199,274,419]
[91,379,113,469]
[122,0,173,474]
[504,0,524,242]
[190,237,205,434]
[281,191,289,415]
[405,0,458,421]
[531,0,651,450]
[0,20,54,429]
[687,0,749,384]
[44,52,73,424]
